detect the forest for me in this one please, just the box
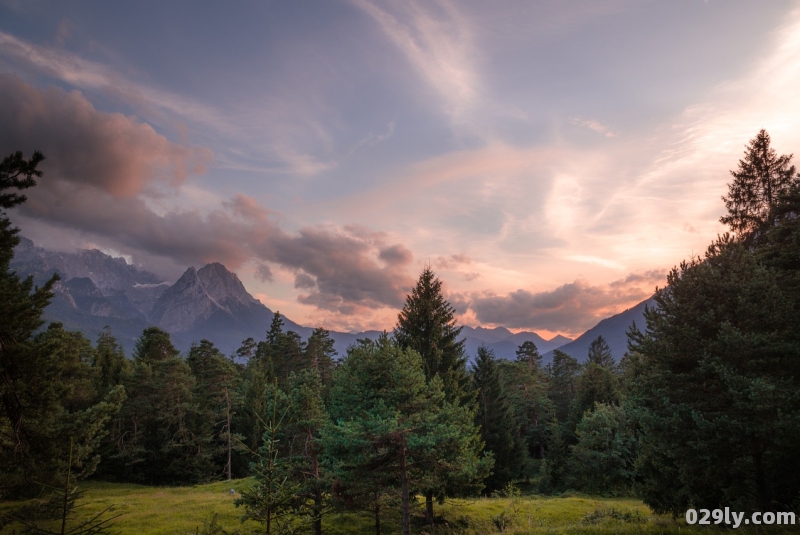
[1,129,799,534]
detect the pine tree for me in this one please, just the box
[629,237,800,513]
[546,350,580,425]
[324,336,487,535]
[394,267,478,524]
[395,267,468,402]
[586,335,615,369]
[108,328,203,485]
[0,151,123,498]
[304,327,337,387]
[187,339,242,480]
[472,347,526,493]
[92,327,130,396]
[721,129,796,240]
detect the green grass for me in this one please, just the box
[2,480,797,534]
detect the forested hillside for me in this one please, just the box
[3,129,800,532]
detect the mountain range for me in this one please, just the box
[10,238,652,363]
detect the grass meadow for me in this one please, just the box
[2,479,797,534]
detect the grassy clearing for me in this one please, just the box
[2,480,796,534]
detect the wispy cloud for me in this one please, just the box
[351,0,479,123]
[0,31,337,177]
[570,117,617,137]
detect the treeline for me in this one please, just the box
[2,128,800,533]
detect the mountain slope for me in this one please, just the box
[543,298,656,364]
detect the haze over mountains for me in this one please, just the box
[11,238,651,363]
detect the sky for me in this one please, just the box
[2,0,800,337]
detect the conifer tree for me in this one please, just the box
[721,129,796,240]
[573,363,621,418]
[394,267,478,523]
[501,351,551,475]
[236,382,302,535]
[187,339,242,480]
[108,328,202,484]
[629,237,800,513]
[515,340,543,372]
[472,347,526,492]
[546,350,580,425]
[0,151,123,497]
[92,327,130,396]
[395,267,468,402]
[283,369,329,535]
[324,336,487,535]
[304,327,337,387]
[586,335,615,369]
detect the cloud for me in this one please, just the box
[255,263,274,283]
[0,74,212,198]
[1,75,415,317]
[0,31,338,177]
[379,243,413,265]
[468,270,665,334]
[294,273,316,289]
[570,117,617,138]
[434,253,472,269]
[351,0,478,121]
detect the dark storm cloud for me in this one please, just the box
[469,271,665,333]
[1,75,414,315]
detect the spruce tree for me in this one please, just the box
[586,335,615,369]
[324,336,487,535]
[629,237,800,513]
[304,327,337,387]
[721,129,796,240]
[472,347,526,493]
[108,328,203,484]
[394,267,478,524]
[92,327,130,396]
[187,339,242,480]
[394,267,468,402]
[546,350,580,425]
[0,151,123,497]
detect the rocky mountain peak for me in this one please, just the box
[148,263,260,333]
[197,262,258,310]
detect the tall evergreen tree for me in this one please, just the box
[187,339,242,480]
[107,328,203,484]
[0,151,122,497]
[304,327,337,387]
[500,356,551,477]
[515,340,543,372]
[721,129,796,239]
[472,347,526,493]
[324,336,487,535]
[283,369,329,535]
[573,363,621,418]
[394,267,478,524]
[92,327,130,396]
[394,267,468,403]
[546,350,580,425]
[236,382,302,535]
[629,237,800,513]
[586,335,615,369]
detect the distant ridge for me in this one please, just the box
[11,238,608,360]
[542,298,656,364]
